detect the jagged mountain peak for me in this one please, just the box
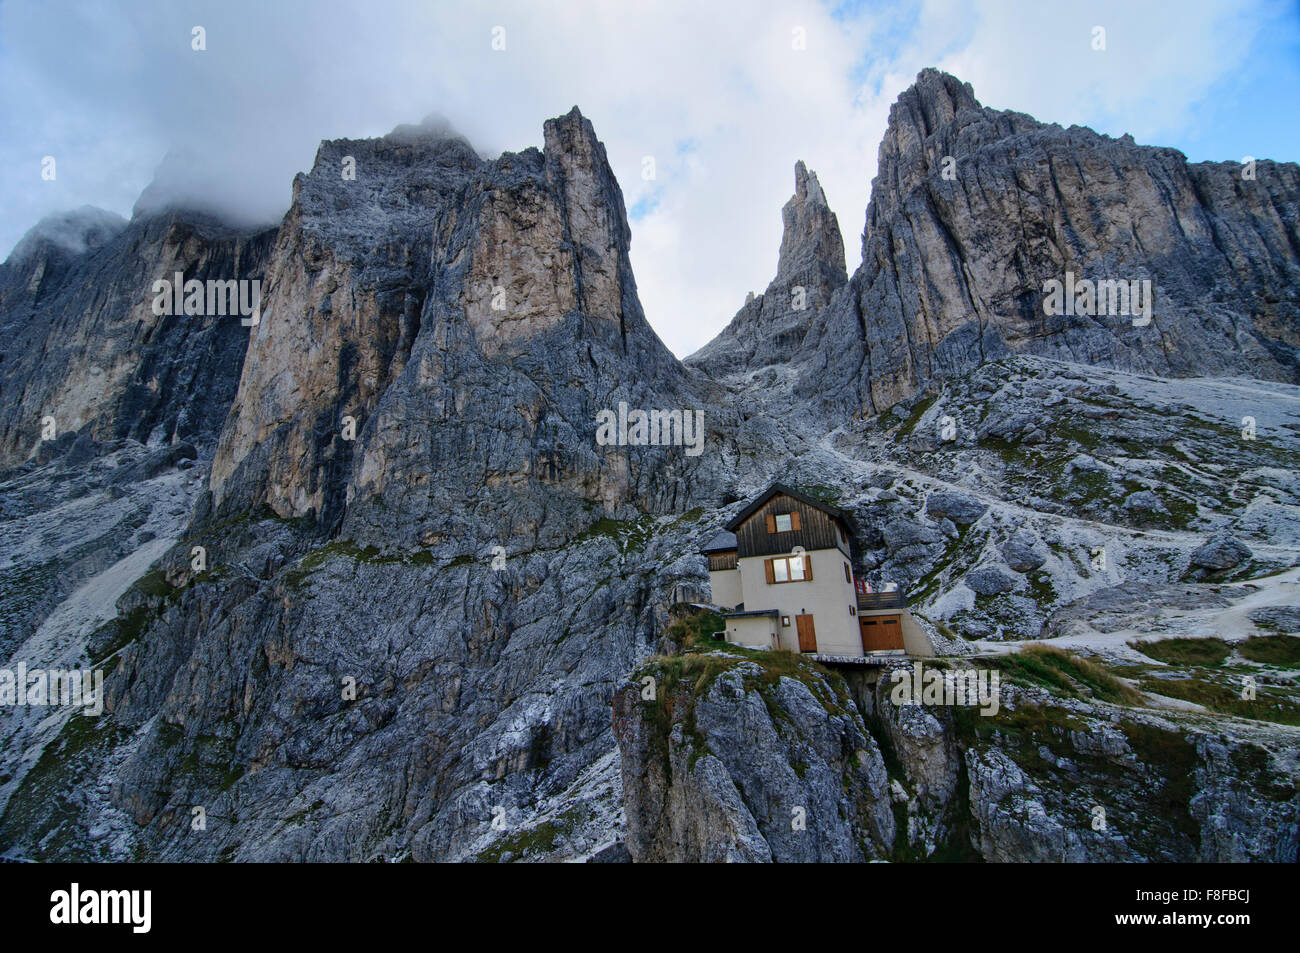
[777,160,846,288]
[5,205,127,265]
[384,112,467,146]
[890,68,981,138]
[684,160,847,379]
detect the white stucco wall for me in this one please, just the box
[707,567,742,610]
[724,614,778,649]
[736,549,860,655]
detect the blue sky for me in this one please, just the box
[2,0,1297,357]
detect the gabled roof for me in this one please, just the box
[700,531,738,554]
[724,482,850,532]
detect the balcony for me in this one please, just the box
[857,590,906,611]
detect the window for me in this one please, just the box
[781,615,790,627]
[765,511,801,533]
[765,555,812,584]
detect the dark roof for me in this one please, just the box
[724,482,850,533]
[724,609,779,618]
[699,531,737,554]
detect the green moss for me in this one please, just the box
[573,514,658,554]
[794,485,842,506]
[87,605,156,664]
[474,808,586,863]
[283,539,437,588]
[1228,744,1298,801]
[133,568,174,598]
[895,395,937,438]
[671,507,706,526]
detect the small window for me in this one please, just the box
[781,615,790,627]
[766,555,809,584]
[849,605,856,616]
[775,513,793,532]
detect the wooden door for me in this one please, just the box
[796,614,817,652]
[860,614,904,651]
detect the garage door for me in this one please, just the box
[860,614,904,651]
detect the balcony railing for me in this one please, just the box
[857,591,906,611]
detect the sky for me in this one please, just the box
[2,0,1298,358]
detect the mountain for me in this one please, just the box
[1,71,1297,863]
[692,68,1300,420]
[0,206,276,471]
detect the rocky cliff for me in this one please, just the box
[693,69,1300,420]
[1,71,1297,863]
[613,615,1298,862]
[688,161,847,380]
[0,207,275,472]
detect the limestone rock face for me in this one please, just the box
[1189,533,1253,571]
[613,663,895,862]
[0,209,274,472]
[839,67,1300,413]
[687,162,847,379]
[698,67,1300,419]
[210,108,706,546]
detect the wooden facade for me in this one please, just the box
[732,493,850,559]
[707,551,737,571]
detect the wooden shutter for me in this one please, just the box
[790,511,801,531]
[764,558,775,584]
[844,563,851,583]
[803,555,813,580]
[766,513,777,533]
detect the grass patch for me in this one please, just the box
[1118,720,1200,849]
[283,539,436,588]
[1128,638,1230,667]
[994,644,1143,705]
[0,714,132,860]
[895,395,937,438]
[87,605,156,664]
[1239,635,1300,666]
[573,514,658,555]
[1137,676,1300,725]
